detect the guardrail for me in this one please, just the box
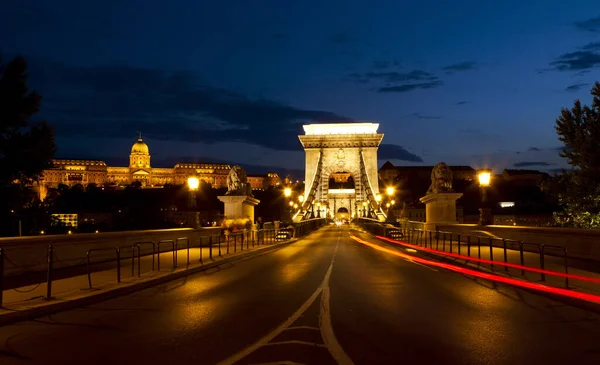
[86,247,121,289]
[357,222,571,288]
[0,226,305,308]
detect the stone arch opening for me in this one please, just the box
[337,207,349,213]
[328,171,355,190]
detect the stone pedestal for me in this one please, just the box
[419,193,463,231]
[218,195,260,222]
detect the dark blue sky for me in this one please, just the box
[2,0,600,175]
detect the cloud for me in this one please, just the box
[331,32,355,44]
[25,57,355,152]
[565,83,589,92]
[346,69,443,93]
[364,70,438,83]
[550,51,600,71]
[442,61,477,74]
[454,101,469,105]
[372,60,401,69]
[581,42,600,51]
[574,15,600,32]
[527,147,541,152]
[378,144,423,162]
[407,113,441,120]
[513,161,554,167]
[378,80,443,93]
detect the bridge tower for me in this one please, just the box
[296,123,386,222]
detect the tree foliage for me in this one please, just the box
[553,81,600,228]
[0,55,56,187]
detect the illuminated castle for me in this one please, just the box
[36,134,280,199]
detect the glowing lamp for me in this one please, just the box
[187,176,200,191]
[386,186,395,196]
[478,170,491,187]
[289,201,294,207]
[298,195,304,203]
[375,194,382,202]
[284,188,292,197]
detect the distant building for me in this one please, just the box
[379,161,476,182]
[501,169,549,186]
[36,135,280,199]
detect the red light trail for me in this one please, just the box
[375,235,600,284]
[350,235,600,305]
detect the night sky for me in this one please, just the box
[2,1,600,176]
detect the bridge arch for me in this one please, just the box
[297,123,386,221]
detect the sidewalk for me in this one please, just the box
[0,237,286,320]
[369,231,600,296]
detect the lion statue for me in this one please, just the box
[427,162,454,194]
[226,165,253,196]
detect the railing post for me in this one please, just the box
[87,251,92,289]
[0,248,4,307]
[467,235,471,257]
[502,239,508,271]
[477,236,481,259]
[46,245,54,300]
[219,235,222,257]
[457,234,461,255]
[563,248,569,288]
[519,241,525,275]
[116,248,121,283]
[209,236,213,260]
[488,237,494,270]
[442,232,446,251]
[539,245,545,282]
[436,231,440,250]
[200,236,203,263]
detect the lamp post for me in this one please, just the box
[478,169,493,226]
[316,201,321,218]
[187,176,199,210]
[362,201,367,217]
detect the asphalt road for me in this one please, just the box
[1,225,600,364]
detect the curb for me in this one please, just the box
[0,238,298,327]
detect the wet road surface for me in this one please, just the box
[1,225,600,364]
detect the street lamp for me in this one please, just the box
[187,176,199,210]
[362,201,367,217]
[478,169,493,226]
[316,201,321,218]
[187,176,199,191]
[386,186,395,196]
[284,187,292,198]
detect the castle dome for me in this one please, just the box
[131,135,149,155]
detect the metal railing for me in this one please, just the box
[0,221,329,307]
[86,247,121,289]
[358,223,572,288]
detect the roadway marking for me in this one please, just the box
[406,259,439,272]
[286,326,319,331]
[217,229,354,365]
[264,341,327,348]
[251,361,305,365]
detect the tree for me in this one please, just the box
[553,81,600,227]
[0,56,56,187]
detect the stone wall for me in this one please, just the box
[0,227,222,277]
[436,224,600,261]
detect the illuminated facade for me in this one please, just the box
[37,135,280,199]
[298,122,385,221]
